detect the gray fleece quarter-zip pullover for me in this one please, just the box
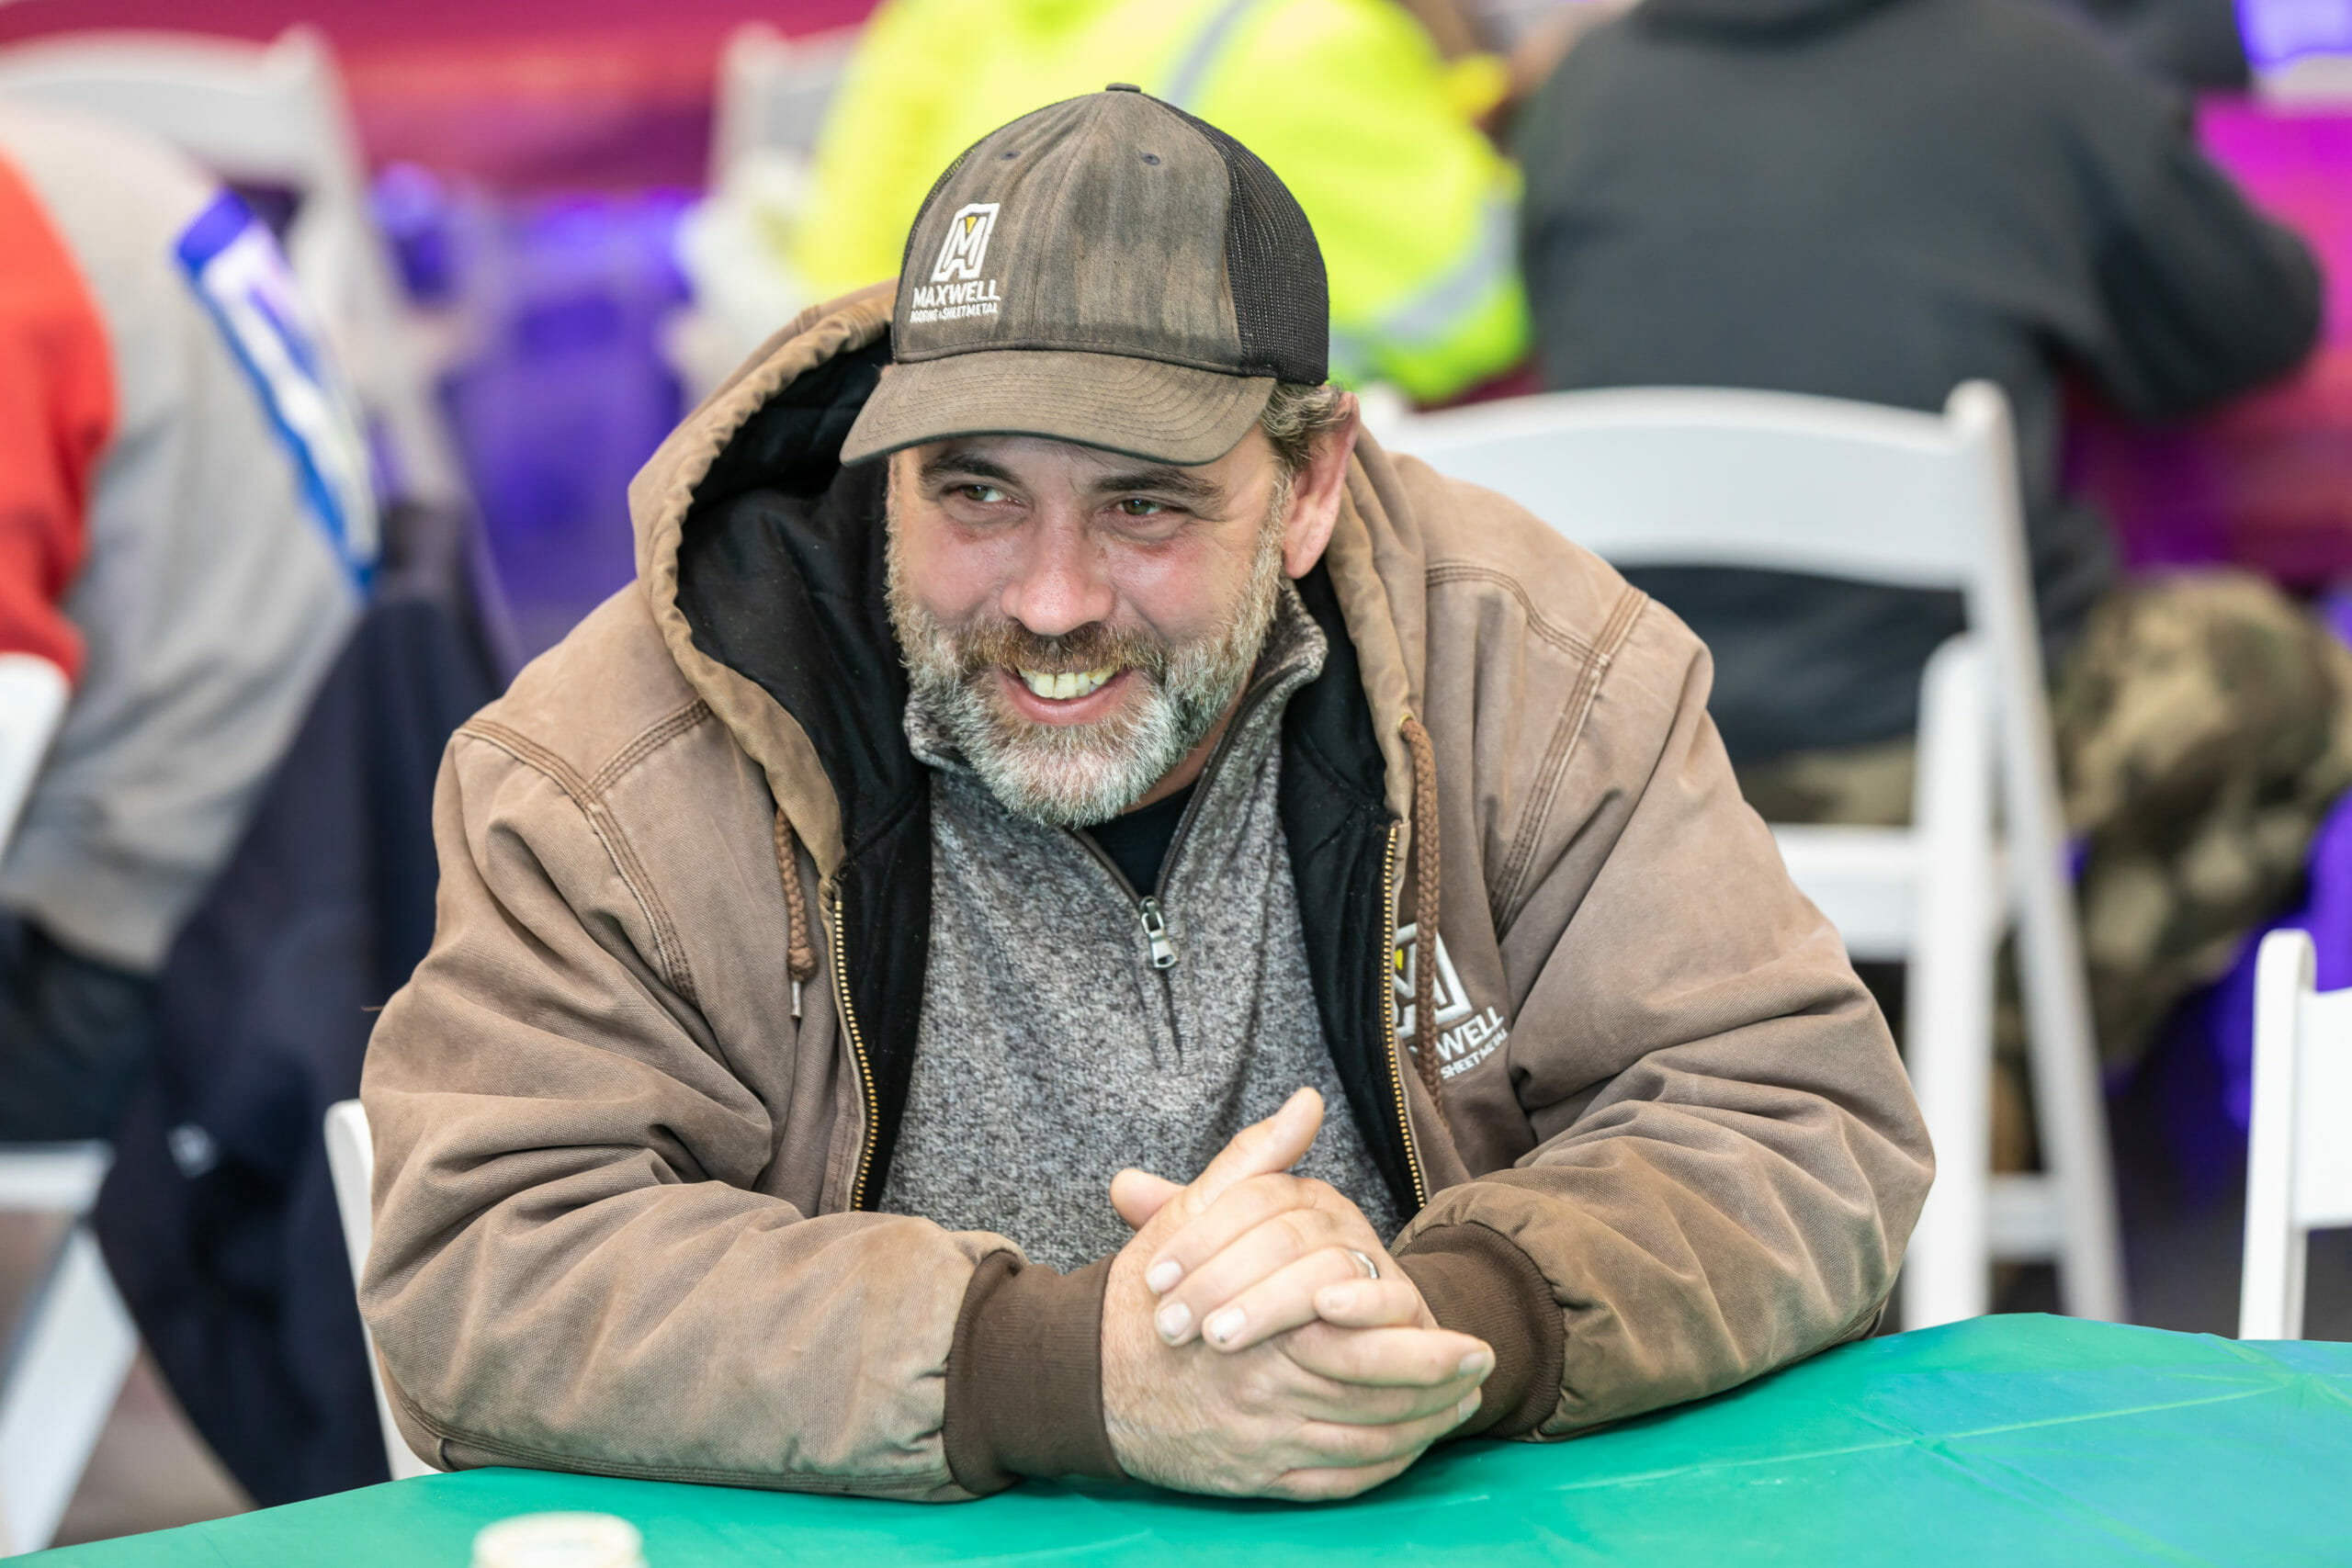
[883,584,1402,1269]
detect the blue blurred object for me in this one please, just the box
[371,164,461,307]
[2238,0,2352,67]
[374,169,691,658]
[450,191,691,657]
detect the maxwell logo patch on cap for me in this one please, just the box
[910,202,1003,324]
[932,203,1001,281]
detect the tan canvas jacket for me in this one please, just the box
[360,285,1932,1499]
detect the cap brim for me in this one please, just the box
[838,350,1275,468]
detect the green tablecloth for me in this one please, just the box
[33,1315,2352,1566]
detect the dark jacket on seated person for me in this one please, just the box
[1516,0,2321,763]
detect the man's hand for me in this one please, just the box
[1100,1089,1493,1500]
[1115,1091,1430,1356]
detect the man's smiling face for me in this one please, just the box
[884,427,1303,827]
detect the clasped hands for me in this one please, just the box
[1100,1087,1493,1500]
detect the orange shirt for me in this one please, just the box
[0,149,112,681]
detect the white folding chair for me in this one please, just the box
[0,1145,138,1555]
[2240,929,2352,1338]
[0,664,139,1554]
[1380,381,2126,1328]
[0,656,67,857]
[323,1100,435,1480]
[0,26,468,510]
[707,22,860,186]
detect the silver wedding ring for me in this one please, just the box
[1345,1247,1381,1281]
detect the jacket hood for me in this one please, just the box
[623,285,1423,883]
[1637,0,1907,39]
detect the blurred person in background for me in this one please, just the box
[0,102,372,1140]
[785,0,1530,402]
[1514,0,2345,1080]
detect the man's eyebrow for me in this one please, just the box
[1086,465,1227,510]
[918,450,1022,488]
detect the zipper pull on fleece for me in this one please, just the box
[1136,897,1179,970]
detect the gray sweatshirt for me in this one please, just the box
[0,106,364,969]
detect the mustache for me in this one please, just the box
[940,618,1173,682]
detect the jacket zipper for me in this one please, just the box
[1071,832,1183,972]
[826,888,881,1211]
[1382,818,1429,1211]
[1136,897,1178,969]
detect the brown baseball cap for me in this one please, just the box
[838,85,1329,468]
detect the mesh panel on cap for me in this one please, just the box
[1168,107,1329,386]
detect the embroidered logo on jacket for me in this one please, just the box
[910,203,1002,323]
[1394,923,1509,1079]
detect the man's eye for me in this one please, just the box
[956,484,1009,504]
[1116,498,1168,517]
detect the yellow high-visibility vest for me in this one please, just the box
[794,0,1529,401]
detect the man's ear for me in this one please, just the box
[1280,393,1361,579]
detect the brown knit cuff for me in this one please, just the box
[943,1252,1123,1494]
[1396,1224,1563,1439]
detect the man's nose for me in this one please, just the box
[999,514,1116,638]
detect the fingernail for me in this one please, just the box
[1146,1260,1182,1293]
[1155,1301,1191,1341]
[1203,1306,1246,1346]
[1456,1392,1482,1422]
[1458,1349,1493,1379]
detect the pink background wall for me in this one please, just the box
[0,0,880,187]
[2071,103,2352,581]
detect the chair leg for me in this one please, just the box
[1902,942,1995,1326]
[0,1224,138,1553]
[2239,931,2312,1338]
[1902,637,1998,1328]
[2008,827,2128,1322]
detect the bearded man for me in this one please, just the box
[360,88,1932,1503]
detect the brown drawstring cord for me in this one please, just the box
[1400,713,1451,1134]
[775,808,818,1018]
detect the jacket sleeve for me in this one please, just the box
[1395,602,1934,1438]
[0,155,107,682]
[360,732,1091,1499]
[2079,90,2322,418]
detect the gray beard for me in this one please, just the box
[886,485,1288,829]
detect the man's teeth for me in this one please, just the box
[1018,666,1117,700]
